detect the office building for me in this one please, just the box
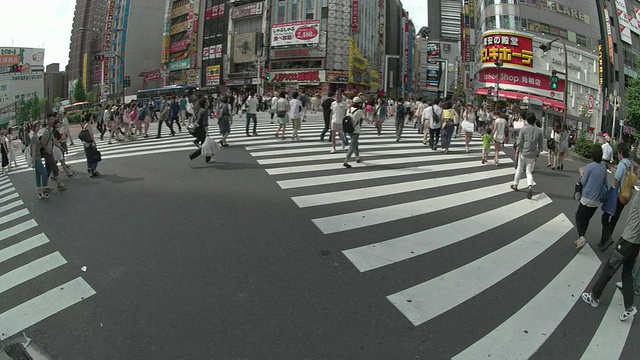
[0,47,46,125]
[162,0,204,88]
[44,63,69,110]
[102,0,165,99]
[68,0,109,93]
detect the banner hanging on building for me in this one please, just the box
[271,20,320,47]
[205,65,220,86]
[481,31,533,68]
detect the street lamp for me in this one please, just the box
[609,89,621,139]
[493,60,503,102]
[539,37,568,125]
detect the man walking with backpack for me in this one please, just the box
[343,97,365,168]
[422,98,443,150]
[600,143,636,252]
[395,97,406,142]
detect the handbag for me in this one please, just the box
[461,120,474,133]
[601,186,618,216]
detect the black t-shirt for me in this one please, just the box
[321,97,335,115]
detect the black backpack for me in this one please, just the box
[396,104,405,118]
[342,109,362,134]
[431,106,440,124]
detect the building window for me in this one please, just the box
[305,0,315,19]
[291,0,300,22]
[277,0,286,24]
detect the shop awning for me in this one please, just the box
[472,88,565,112]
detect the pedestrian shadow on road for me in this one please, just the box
[95,174,145,184]
[544,192,576,201]
[188,162,263,171]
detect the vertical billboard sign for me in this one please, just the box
[403,19,409,91]
[104,0,116,86]
[352,1,359,31]
[604,7,615,65]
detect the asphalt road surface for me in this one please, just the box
[1,112,639,360]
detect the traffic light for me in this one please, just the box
[94,55,105,61]
[124,76,131,88]
[550,70,558,90]
[9,65,22,72]
[265,73,270,81]
[487,88,492,97]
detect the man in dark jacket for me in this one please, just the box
[320,92,335,141]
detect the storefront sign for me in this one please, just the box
[327,71,349,83]
[268,70,326,83]
[225,78,255,86]
[169,59,190,71]
[170,40,190,53]
[170,21,189,35]
[518,0,590,24]
[598,43,604,86]
[205,65,220,86]
[352,1,359,31]
[273,48,309,58]
[271,20,320,47]
[232,2,263,20]
[426,42,440,58]
[145,70,161,81]
[202,45,222,60]
[171,4,190,18]
[551,58,582,72]
[478,68,564,100]
[604,7,615,65]
[481,32,533,67]
[205,4,225,20]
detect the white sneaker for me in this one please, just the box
[616,281,623,290]
[330,149,336,154]
[620,306,637,321]
[575,236,586,250]
[581,292,600,308]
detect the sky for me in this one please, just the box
[0,0,428,69]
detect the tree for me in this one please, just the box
[53,97,62,112]
[624,60,640,131]
[86,90,98,104]
[29,93,43,120]
[72,81,87,103]
[15,98,29,124]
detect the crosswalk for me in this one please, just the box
[227,115,636,359]
[0,173,96,342]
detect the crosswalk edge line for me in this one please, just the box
[580,289,633,360]
[0,252,68,295]
[0,233,50,264]
[343,194,554,272]
[451,245,601,360]
[0,277,96,341]
[386,213,573,326]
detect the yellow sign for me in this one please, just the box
[348,37,373,86]
[170,21,190,35]
[171,4,190,18]
[82,53,88,90]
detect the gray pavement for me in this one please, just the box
[1,112,639,359]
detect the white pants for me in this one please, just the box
[513,154,535,187]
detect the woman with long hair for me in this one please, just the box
[439,101,457,153]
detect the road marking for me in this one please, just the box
[580,290,633,360]
[0,200,23,214]
[265,151,491,175]
[294,168,513,208]
[343,194,553,272]
[0,182,12,191]
[0,208,29,226]
[250,141,427,157]
[0,187,14,197]
[452,245,601,360]
[0,252,67,295]
[0,194,20,206]
[313,182,514,234]
[387,213,572,326]
[0,233,50,264]
[0,277,96,341]
[0,219,37,243]
[277,158,514,189]
[0,178,10,186]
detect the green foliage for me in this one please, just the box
[72,81,87,103]
[15,98,29,124]
[29,93,42,120]
[624,61,640,131]
[67,113,83,124]
[53,97,62,112]
[86,91,98,104]
[574,131,594,159]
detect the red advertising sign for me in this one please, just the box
[232,2,263,20]
[205,4,224,20]
[352,1,359,31]
[269,70,325,83]
[170,40,190,53]
[273,49,309,58]
[481,32,533,67]
[145,70,161,81]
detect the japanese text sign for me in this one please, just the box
[271,20,320,47]
[481,32,533,68]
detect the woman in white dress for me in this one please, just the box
[6,127,17,170]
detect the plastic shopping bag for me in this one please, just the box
[201,136,219,157]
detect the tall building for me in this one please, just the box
[68,0,109,94]
[597,0,640,138]
[224,1,268,93]
[471,0,600,131]
[0,47,46,125]
[383,0,404,98]
[200,0,229,92]
[102,0,165,100]
[44,63,69,111]
[161,0,204,88]
[421,0,460,99]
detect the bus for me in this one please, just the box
[63,102,92,115]
[136,85,197,108]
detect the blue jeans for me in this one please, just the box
[34,158,48,188]
[345,133,360,161]
[246,113,257,134]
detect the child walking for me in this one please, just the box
[481,127,493,164]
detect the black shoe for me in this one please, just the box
[205,156,212,163]
[343,162,352,168]
[246,133,252,137]
[527,186,533,199]
[598,238,614,252]
[155,136,161,139]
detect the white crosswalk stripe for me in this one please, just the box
[229,115,635,359]
[0,173,96,341]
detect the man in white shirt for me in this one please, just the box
[422,98,443,150]
[270,93,279,124]
[245,92,259,136]
[602,134,613,164]
[330,92,347,153]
